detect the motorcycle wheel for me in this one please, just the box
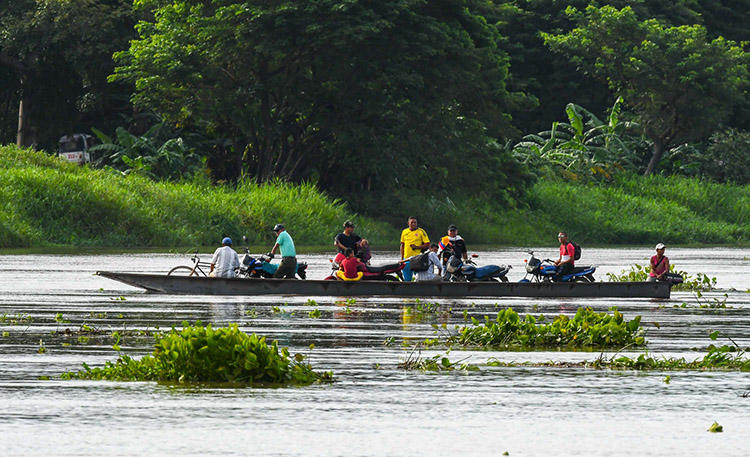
[586,274,595,282]
[383,275,400,282]
[297,271,306,279]
[500,276,509,282]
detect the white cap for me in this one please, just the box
[655,243,666,250]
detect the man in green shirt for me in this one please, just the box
[270,223,297,278]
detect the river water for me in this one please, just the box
[1,247,748,456]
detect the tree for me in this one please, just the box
[0,0,134,149]
[543,5,749,175]
[112,0,529,199]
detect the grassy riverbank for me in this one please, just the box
[1,145,747,249]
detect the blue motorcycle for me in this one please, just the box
[520,250,596,282]
[239,251,308,279]
[446,255,512,282]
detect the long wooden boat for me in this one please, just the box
[97,271,671,298]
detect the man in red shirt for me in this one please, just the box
[553,232,575,280]
[337,248,365,280]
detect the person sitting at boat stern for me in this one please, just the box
[269,224,297,279]
[210,237,240,278]
[646,243,684,284]
[553,232,575,280]
[336,248,365,281]
[400,216,430,281]
[415,243,442,282]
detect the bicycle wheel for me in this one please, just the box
[168,265,198,277]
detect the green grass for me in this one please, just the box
[1,144,747,249]
[0,145,395,248]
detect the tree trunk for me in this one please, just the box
[16,92,27,148]
[644,139,664,176]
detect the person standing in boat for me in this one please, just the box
[399,216,430,281]
[439,224,468,280]
[269,224,297,279]
[210,237,240,278]
[648,243,670,282]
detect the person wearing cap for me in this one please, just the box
[399,216,430,281]
[439,224,468,280]
[648,243,670,282]
[415,243,442,282]
[210,237,240,278]
[334,221,369,264]
[553,231,575,280]
[269,224,297,279]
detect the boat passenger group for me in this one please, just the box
[207,217,678,283]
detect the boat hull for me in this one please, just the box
[97,271,671,298]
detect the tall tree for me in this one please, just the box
[543,5,748,175]
[112,0,530,198]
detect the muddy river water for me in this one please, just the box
[1,247,748,456]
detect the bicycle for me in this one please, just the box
[167,251,212,277]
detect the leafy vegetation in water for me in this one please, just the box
[308,309,322,319]
[708,422,723,433]
[449,307,644,349]
[61,323,333,386]
[606,264,717,291]
[398,346,478,372]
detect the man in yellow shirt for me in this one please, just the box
[400,216,430,281]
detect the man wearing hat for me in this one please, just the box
[648,243,670,281]
[269,224,297,279]
[334,221,369,264]
[439,224,468,280]
[210,237,240,278]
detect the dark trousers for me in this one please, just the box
[554,263,574,281]
[274,256,297,279]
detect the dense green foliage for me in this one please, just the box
[61,323,333,385]
[449,307,645,349]
[543,5,748,175]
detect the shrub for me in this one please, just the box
[61,323,333,386]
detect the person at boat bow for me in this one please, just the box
[439,224,468,280]
[269,224,297,279]
[400,216,430,281]
[210,237,240,278]
[553,232,575,280]
[336,248,366,281]
[648,243,670,282]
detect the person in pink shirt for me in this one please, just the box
[648,243,670,281]
[553,232,575,280]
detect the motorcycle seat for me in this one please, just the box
[475,265,507,279]
[572,266,593,274]
[365,263,401,273]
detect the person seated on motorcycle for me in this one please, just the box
[336,248,365,281]
[647,243,670,282]
[553,232,575,281]
[415,243,442,282]
[334,221,369,264]
[439,224,468,280]
[210,237,240,278]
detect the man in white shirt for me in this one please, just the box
[210,237,240,278]
[415,243,442,282]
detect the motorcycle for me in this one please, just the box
[238,249,308,279]
[446,255,512,282]
[324,254,404,281]
[520,250,596,282]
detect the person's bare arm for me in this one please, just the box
[400,242,405,260]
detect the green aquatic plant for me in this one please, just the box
[308,309,322,319]
[61,323,333,386]
[606,264,717,291]
[708,422,723,433]
[399,346,479,372]
[450,307,644,349]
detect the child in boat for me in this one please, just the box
[336,248,365,281]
